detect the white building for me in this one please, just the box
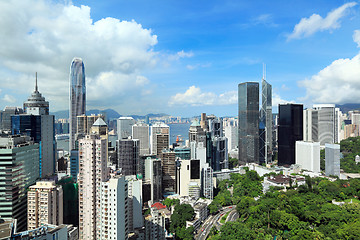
[295,141,320,173]
[132,123,150,155]
[78,135,108,240]
[99,176,129,240]
[145,202,169,240]
[325,143,340,177]
[125,175,144,232]
[224,125,238,151]
[150,122,169,155]
[117,117,135,140]
[313,104,336,145]
[27,181,63,230]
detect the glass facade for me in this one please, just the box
[260,79,272,163]
[69,58,86,150]
[238,82,259,164]
[278,104,303,166]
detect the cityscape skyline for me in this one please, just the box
[0,1,360,117]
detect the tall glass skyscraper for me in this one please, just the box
[238,82,259,165]
[278,104,303,166]
[259,77,272,164]
[69,58,86,150]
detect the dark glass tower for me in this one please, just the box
[69,58,86,150]
[278,104,303,166]
[238,82,259,165]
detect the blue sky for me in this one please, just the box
[0,0,359,117]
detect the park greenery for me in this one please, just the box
[169,203,195,240]
[340,137,360,173]
[209,170,360,240]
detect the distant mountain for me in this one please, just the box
[335,103,360,113]
[51,109,168,120]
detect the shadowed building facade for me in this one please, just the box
[238,82,259,165]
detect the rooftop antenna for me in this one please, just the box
[262,63,266,80]
[35,72,38,92]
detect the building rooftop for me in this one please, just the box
[151,202,166,210]
[93,118,107,126]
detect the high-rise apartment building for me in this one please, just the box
[125,175,144,232]
[27,181,63,230]
[99,175,129,240]
[69,58,86,150]
[78,135,108,240]
[278,104,303,166]
[150,122,170,155]
[132,123,150,155]
[117,117,135,140]
[238,82,259,164]
[0,135,39,231]
[325,143,340,177]
[260,77,272,163]
[77,114,104,136]
[116,139,139,175]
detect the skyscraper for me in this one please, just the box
[313,104,336,145]
[278,104,303,166]
[117,117,135,140]
[69,58,86,150]
[260,75,272,164]
[238,82,259,165]
[13,74,55,178]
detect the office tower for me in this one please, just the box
[78,135,108,240]
[159,151,176,193]
[238,82,259,165]
[174,146,191,160]
[303,109,319,142]
[200,113,208,130]
[77,114,104,136]
[177,159,201,198]
[0,135,39,231]
[207,117,228,170]
[150,122,170,155]
[325,143,340,177]
[278,104,303,166]
[313,104,335,145]
[189,120,207,146]
[117,117,135,140]
[132,123,150,155]
[13,76,56,178]
[0,106,23,131]
[224,125,238,151]
[125,175,144,232]
[334,108,342,143]
[116,139,139,175]
[295,141,320,173]
[69,58,86,151]
[99,176,128,240]
[27,181,63,230]
[144,157,162,203]
[156,133,169,157]
[260,76,272,163]
[23,73,49,115]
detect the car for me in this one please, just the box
[229,206,232,208]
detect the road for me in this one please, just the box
[196,205,238,240]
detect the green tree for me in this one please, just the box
[170,204,195,233]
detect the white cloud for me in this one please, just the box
[186,63,211,70]
[168,50,194,61]
[299,53,360,104]
[288,2,357,40]
[353,30,360,47]
[272,93,294,107]
[0,0,158,110]
[169,86,236,106]
[2,94,16,103]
